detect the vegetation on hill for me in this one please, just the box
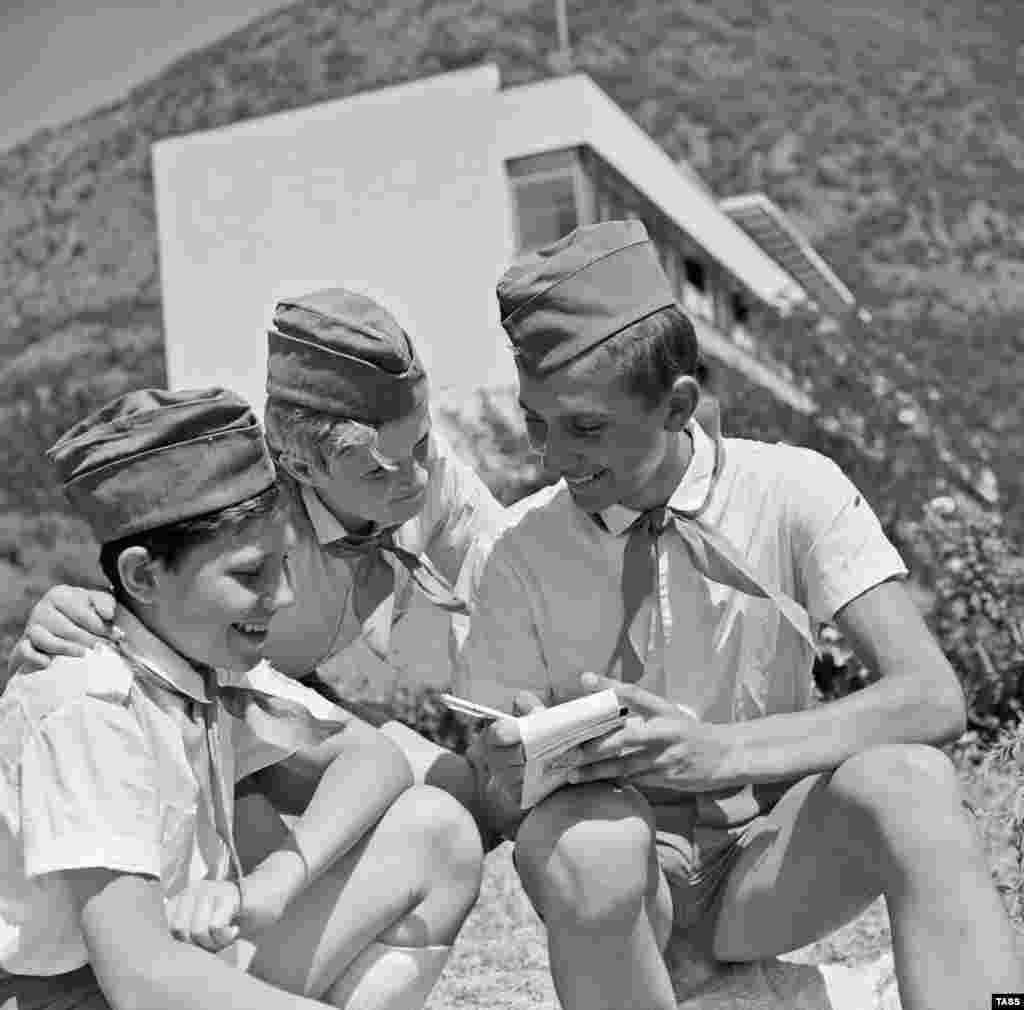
[0,0,1020,728]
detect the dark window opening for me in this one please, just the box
[684,258,706,291]
[512,174,579,251]
[731,293,749,324]
[508,148,587,252]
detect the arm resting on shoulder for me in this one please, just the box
[726,579,966,784]
[69,869,333,1010]
[4,584,119,687]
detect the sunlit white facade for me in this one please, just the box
[152,63,858,690]
[154,63,856,420]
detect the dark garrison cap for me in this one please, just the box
[266,288,428,425]
[48,387,276,543]
[497,219,678,375]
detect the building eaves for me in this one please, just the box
[720,193,856,315]
[497,74,809,314]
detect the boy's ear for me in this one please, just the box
[694,392,722,440]
[663,375,700,432]
[117,546,160,605]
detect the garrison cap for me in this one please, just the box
[497,220,678,375]
[49,387,276,543]
[267,288,427,424]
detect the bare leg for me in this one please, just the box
[247,785,482,1007]
[514,782,676,1010]
[322,941,452,1010]
[713,744,1024,1009]
[329,702,504,853]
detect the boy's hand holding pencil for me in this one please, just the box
[444,680,629,809]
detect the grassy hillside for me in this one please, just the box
[0,0,1021,655]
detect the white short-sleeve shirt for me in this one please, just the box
[458,422,907,722]
[265,429,508,679]
[0,611,330,976]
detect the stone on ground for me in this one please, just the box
[670,955,899,1009]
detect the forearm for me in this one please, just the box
[726,670,965,786]
[284,729,413,886]
[100,935,332,1010]
[78,873,331,1010]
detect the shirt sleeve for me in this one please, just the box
[226,661,352,783]
[419,432,508,588]
[19,696,162,880]
[785,448,908,624]
[454,544,553,710]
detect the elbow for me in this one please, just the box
[345,721,414,794]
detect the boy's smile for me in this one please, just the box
[307,404,433,533]
[516,360,697,514]
[146,511,296,672]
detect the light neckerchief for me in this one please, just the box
[117,641,347,907]
[603,429,815,684]
[326,525,468,661]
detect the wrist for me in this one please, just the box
[718,720,753,785]
[246,840,308,908]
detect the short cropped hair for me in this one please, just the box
[566,305,700,408]
[263,397,384,472]
[98,483,284,603]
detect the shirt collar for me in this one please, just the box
[598,420,717,537]
[114,606,213,704]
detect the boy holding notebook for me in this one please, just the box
[462,221,1022,1009]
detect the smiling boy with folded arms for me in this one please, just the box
[7,288,508,834]
[0,388,480,1010]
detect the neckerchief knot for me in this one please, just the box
[606,436,815,685]
[327,526,468,660]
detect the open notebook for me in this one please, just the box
[442,689,628,809]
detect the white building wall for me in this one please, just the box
[153,62,812,416]
[495,75,806,311]
[150,64,817,695]
[153,63,518,414]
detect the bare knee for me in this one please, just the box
[390,785,484,894]
[373,786,483,948]
[830,744,968,868]
[514,783,655,927]
[833,744,960,819]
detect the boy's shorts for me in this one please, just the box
[512,781,794,937]
[648,794,780,935]
[0,966,109,1010]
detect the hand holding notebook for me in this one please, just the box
[441,689,628,809]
